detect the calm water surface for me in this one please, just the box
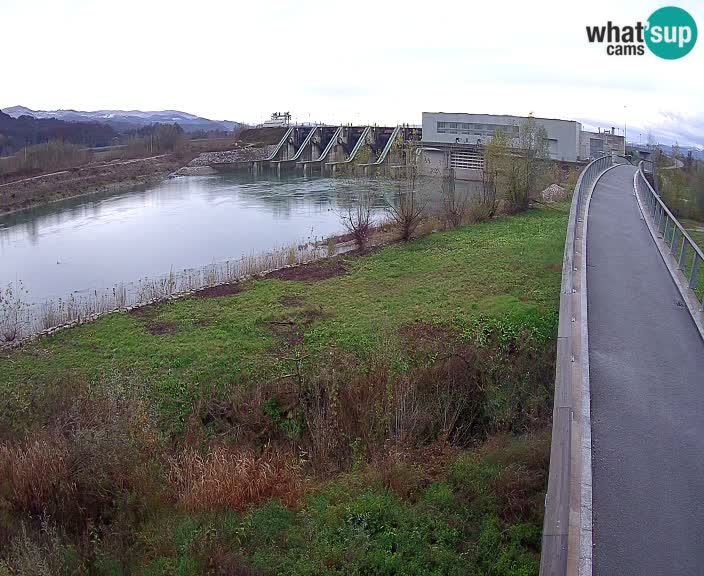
[0,173,481,306]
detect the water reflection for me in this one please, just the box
[0,173,483,305]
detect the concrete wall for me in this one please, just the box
[422,112,583,162]
[580,130,626,158]
[418,148,447,177]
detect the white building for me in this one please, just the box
[261,112,291,128]
[420,112,583,180]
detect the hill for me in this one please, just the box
[0,110,117,155]
[3,105,243,134]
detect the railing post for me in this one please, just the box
[690,256,700,291]
[679,241,688,271]
[671,228,680,256]
[656,205,662,232]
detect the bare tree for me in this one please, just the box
[518,114,550,209]
[387,141,428,240]
[441,172,470,228]
[0,281,28,343]
[387,174,427,241]
[340,192,373,251]
[485,116,549,213]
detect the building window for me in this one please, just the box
[450,149,484,170]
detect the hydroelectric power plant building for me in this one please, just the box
[419,112,584,180]
[213,111,623,181]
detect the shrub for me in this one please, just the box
[0,281,28,343]
[0,437,71,518]
[441,175,469,228]
[170,447,304,512]
[0,520,84,576]
[0,377,166,532]
[386,178,427,241]
[339,193,373,251]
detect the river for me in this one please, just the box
[0,172,483,311]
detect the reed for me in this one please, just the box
[6,241,325,343]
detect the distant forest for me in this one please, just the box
[0,112,235,158]
[0,111,117,156]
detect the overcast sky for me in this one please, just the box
[3,0,702,147]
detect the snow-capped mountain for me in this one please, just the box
[2,106,243,133]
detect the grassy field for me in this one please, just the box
[0,204,568,575]
[682,218,704,251]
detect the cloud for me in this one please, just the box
[1,0,702,146]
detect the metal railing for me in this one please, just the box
[635,161,704,307]
[567,155,614,266]
[540,153,612,576]
[263,126,294,161]
[271,126,319,164]
[326,126,372,167]
[299,126,344,166]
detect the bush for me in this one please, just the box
[0,377,166,533]
[441,175,470,228]
[0,282,28,343]
[170,447,304,512]
[387,177,427,241]
[339,193,373,251]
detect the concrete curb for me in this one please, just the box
[540,155,614,576]
[632,172,704,343]
[576,163,622,576]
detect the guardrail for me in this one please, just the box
[263,126,294,161]
[540,154,612,576]
[358,125,401,168]
[326,126,371,167]
[271,126,319,165]
[299,126,343,166]
[635,161,704,307]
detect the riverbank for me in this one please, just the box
[0,154,184,215]
[0,128,291,215]
[0,204,567,573]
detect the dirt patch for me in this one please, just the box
[269,321,305,349]
[279,295,305,308]
[400,322,455,356]
[193,283,242,299]
[400,322,453,344]
[128,304,178,335]
[238,127,287,146]
[265,259,348,282]
[145,320,178,336]
[265,305,329,354]
[128,304,159,318]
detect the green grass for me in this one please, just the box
[0,205,567,433]
[676,218,704,302]
[682,217,704,252]
[129,434,548,576]
[0,205,568,575]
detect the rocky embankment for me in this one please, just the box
[174,144,278,176]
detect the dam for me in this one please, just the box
[197,112,623,182]
[205,124,423,177]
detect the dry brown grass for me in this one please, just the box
[0,378,166,532]
[0,437,71,516]
[479,433,550,523]
[170,446,304,512]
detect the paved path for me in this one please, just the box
[587,165,704,575]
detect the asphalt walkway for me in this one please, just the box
[588,164,704,575]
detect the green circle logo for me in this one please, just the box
[645,6,698,59]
